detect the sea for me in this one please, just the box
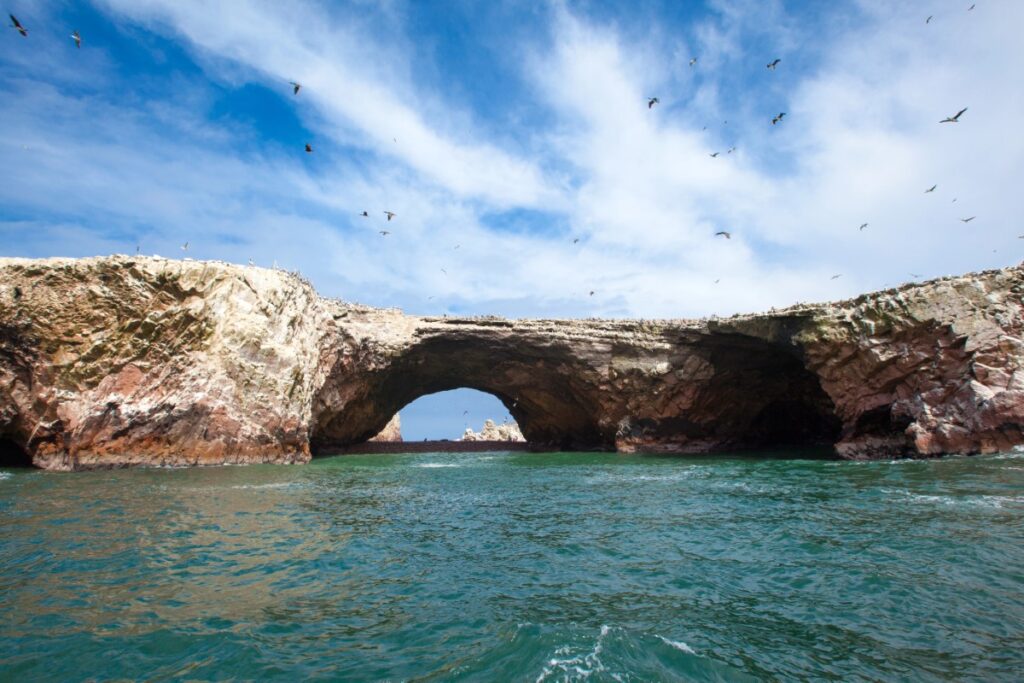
[2,450,1023,681]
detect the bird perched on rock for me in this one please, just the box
[940,107,968,123]
[304,143,313,153]
[648,97,659,109]
[71,30,81,48]
[715,231,731,239]
[925,184,937,193]
[384,211,396,221]
[859,223,869,231]
[767,58,781,70]
[9,14,27,36]
[290,81,301,95]
[772,112,786,125]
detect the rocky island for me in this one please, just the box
[1,255,1022,470]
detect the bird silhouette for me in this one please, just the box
[71,30,81,48]
[968,4,975,10]
[290,81,301,95]
[940,107,968,123]
[384,211,396,221]
[859,223,869,231]
[727,146,737,154]
[304,143,313,153]
[767,58,781,70]
[909,272,922,278]
[961,216,976,222]
[689,57,697,67]
[360,211,369,217]
[589,290,595,296]
[926,15,933,24]
[573,238,580,244]
[181,242,189,252]
[379,230,390,237]
[441,268,447,275]
[9,14,26,36]
[715,231,731,239]
[925,184,937,193]
[648,97,659,109]
[772,112,786,125]
[709,152,720,158]
[831,274,842,280]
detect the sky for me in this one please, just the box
[2,0,1021,439]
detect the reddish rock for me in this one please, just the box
[2,255,1023,469]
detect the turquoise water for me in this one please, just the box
[2,451,1023,681]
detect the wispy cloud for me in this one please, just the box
[1,0,1022,319]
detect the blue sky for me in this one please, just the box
[2,1,1022,439]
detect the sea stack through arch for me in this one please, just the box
[1,255,1023,470]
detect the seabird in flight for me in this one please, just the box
[71,30,81,48]
[925,184,937,193]
[961,216,976,222]
[910,272,922,278]
[379,230,390,236]
[290,81,301,95]
[767,58,781,70]
[304,143,313,153]
[689,57,697,66]
[384,211,396,221]
[859,223,869,231]
[181,242,189,252]
[9,14,26,36]
[926,15,933,24]
[831,274,842,280]
[360,211,369,217]
[648,97,659,109]
[772,112,786,125]
[715,231,731,239]
[573,238,580,244]
[940,107,968,123]
[709,152,720,158]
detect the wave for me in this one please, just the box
[414,462,462,468]
[0,471,12,481]
[656,635,697,655]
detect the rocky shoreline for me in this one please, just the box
[2,255,1023,470]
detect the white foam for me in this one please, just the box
[535,626,610,682]
[0,471,12,481]
[230,482,296,490]
[414,462,461,468]
[657,635,697,655]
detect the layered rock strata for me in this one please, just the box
[1,255,1022,469]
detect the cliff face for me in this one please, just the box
[461,419,526,442]
[1,255,1022,469]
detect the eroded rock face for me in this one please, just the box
[1,255,1022,469]
[369,414,402,442]
[461,419,526,442]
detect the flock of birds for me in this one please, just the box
[6,4,995,296]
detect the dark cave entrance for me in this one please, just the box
[0,437,33,468]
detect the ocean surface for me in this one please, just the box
[2,451,1023,681]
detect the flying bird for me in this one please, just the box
[379,230,390,236]
[689,57,697,66]
[360,211,369,217]
[714,279,720,284]
[290,81,301,95]
[589,290,595,296]
[709,152,720,158]
[384,211,396,221]
[926,15,933,24]
[453,244,460,250]
[9,14,26,36]
[648,97,659,109]
[463,410,469,415]
[573,238,580,244]
[727,146,737,154]
[767,58,781,70]
[772,112,786,125]
[961,216,976,222]
[715,231,731,239]
[859,223,869,230]
[304,143,313,153]
[925,184,937,193]
[940,107,968,123]
[181,242,189,252]
[71,30,81,48]
[968,4,975,10]
[440,268,447,275]
[909,272,922,278]
[831,274,842,280]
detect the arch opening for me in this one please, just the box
[399,388,523,442]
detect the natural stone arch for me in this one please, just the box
[310,334,612,453]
